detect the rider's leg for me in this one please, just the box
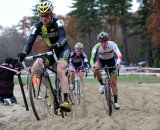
[94,61,105,94]
[57,60,70,100]
[31,58,43,72]
[79,72,84,90]
[110,71,120,109]
[110,75,118,103]
[57,59,72,112]
[69,65,75,88]
[94,61,103,85]
[31,58,47,86]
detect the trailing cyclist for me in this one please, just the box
[18,1,71,112]
[68,42,90,96]
[90,32,122,109]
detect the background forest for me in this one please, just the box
[0,0,160,67]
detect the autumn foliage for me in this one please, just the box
[148,0,160,46]
[58,15,79,50]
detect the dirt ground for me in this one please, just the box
[0,82,160,130]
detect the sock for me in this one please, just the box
[98,79,104,85]
[71,81,74,84]
[64,93,68,101]
[114,95,118,103]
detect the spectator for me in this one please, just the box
[0,57,17,105]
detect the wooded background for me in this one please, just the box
[0,0,159,67]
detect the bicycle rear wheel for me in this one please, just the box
[29,70,55,120]
[104,82,112,116]
[55,75,64,117]
[55,75,75,118]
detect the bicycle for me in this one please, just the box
[67,68,87,105]
[0,59,29,111]
[23,50,69,120]
[95,65,119,116]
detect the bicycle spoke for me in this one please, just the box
[29,71,54,120]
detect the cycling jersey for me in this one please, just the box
[69,51,90,69]
[22,17,70,64]
[90,41,122,67]
[23,18,67,54]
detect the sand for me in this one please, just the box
[0,82,160,130]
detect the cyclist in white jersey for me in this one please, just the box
[90,32,122,109]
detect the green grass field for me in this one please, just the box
[14,74,160,85]
[118,75,160,83]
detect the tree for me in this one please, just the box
[148,0,160,67]
[98,0,133,65]
[70,0,101,44]
[0,27,25,63]
[136,0,153,66]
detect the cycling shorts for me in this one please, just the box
[44,44,71,67]
[71,62,84,70]
[97,57,117,76]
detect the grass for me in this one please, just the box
[14,74,160,86]
[118,75,160,83]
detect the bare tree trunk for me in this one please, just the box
[120,20,129,65]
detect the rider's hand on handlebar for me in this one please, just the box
[84,68,89,73]
[116,63,121,70]
[49,43,61,50]
[91,66,96,72]
[18,52,27,62]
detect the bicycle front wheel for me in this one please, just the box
[29,70,55,120]
[74,79,81,105]
[104,82,112,116]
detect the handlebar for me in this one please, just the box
[24,50,59,63]
[65,68,88,76]
[70,69,86,73]
[93,65,119,76]
[22,49,59,73]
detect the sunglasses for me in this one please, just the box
[40,13,50,18]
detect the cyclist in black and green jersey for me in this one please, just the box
[18,1,71,112]
[90,32,122,109]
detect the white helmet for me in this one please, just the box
[75,42,83,50]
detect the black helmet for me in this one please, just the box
[97,32,109,42]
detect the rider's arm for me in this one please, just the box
[68,51,75,65]
[23,24,40,55]
[56,19,67,47]
[113,42,122,64]
[90,43,100,67]
[82,52,90,69]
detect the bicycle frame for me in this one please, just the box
[104,65,119,116]
[70,69,85,105]
[95,65,118,116]
[23,49,61,120]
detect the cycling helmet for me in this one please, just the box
[37,1,53,14]
[75,42,83,50]
[97,32,109,42]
